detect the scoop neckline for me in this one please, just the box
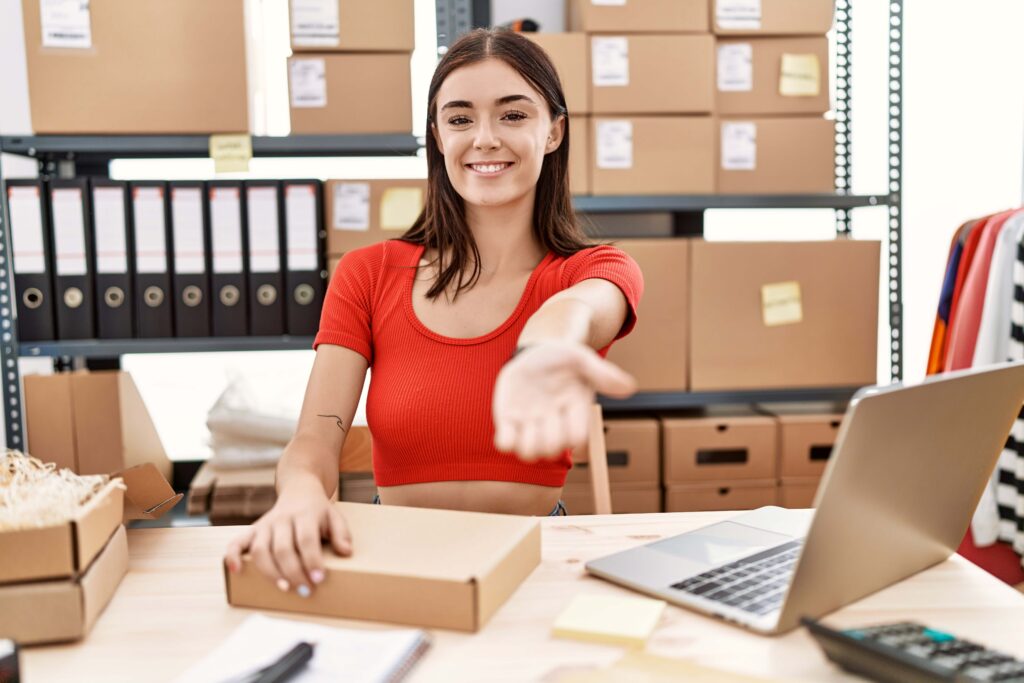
[403,243,553,345]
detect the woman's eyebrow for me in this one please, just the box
[440,94,537,111]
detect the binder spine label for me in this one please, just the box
[51,188,88,276]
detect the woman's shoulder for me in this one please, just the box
[338,239,420,271]
[549,243,640,284]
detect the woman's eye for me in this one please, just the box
[448,116,471,126]
[503,110,527,122]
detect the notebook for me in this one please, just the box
[173,615,430,683]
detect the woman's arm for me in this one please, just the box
[225,344,369,594]
[493,278,636,460]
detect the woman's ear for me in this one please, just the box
[431,121,445,155]
[545,115,566,154]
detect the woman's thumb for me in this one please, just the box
[577,349,637,398]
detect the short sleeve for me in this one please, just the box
[560,245,644,342]
[312,244,382,363]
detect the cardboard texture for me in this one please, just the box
[590,35,714,115]
[566,418,659,485]
[0,481,122,585]
[526,33,589,114]
[116,463,182,521]
[712,0,835,36]
[717,117,835,193]
[288,54,412,135]
[226,502,541,631]
[605,240,689,391]
[290,0,414,53]
[24,373,76,472]
[715,37,830,115]
[689,240,880,391]
[339,426,373,473]
[569,116,591,196]
[21,0,248,134]
[188,463,276,521]
[0,525,128,645]
[568,0,709,32]
[777,413,842,478]
[561,483,662,515]
[71,371,172,482]
[325,179,427,255]
[662,416,777,484]
[664,479,778,512]
[779,477,821,509]
[591,116,715,195]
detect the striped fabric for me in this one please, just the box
[999,236,1024,560]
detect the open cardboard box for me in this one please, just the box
[0,462,180,585]
[226,502,541,632]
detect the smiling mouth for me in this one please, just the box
[465,162,514,175]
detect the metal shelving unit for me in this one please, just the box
[0,0,904,447]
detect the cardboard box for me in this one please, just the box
[290,0,414,53]
[569,116,591,196]
[567,418,660,485]
[561,482,662,515]
[0,462,177,586]
[717,116,834,193]
[0,525,128,645]
[712,0,835,36]
[778,413,842,478]
[663,416,777,484]
[328,255,341,280]
[590,35,713,115]
[188,463,275,520]
[226,502,541,632]
[526,33,589,114]
[665,479,777,512]
[325,179,426,255]
[689,240,880,391]
[22,0,248,134]
[24,373,76,472]
[715,37,829,115]
[592,116,715,195]
[339,472,378,504]
[605,239,689,391]
[71,371,172,482]
[339,426,373,473]
[289,53,412,135]
[779,476,821,508]
[568,0,709,32]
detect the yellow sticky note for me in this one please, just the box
[379,187,424,230]
[761,281,803,327]
[209,134,252,173]
[779,53,821,97]
[552,594,666,648]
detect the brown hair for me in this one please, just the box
[401,28,591,300]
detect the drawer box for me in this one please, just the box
[561,483,662,515]
[665,479,777,512]
[662,416,777,484]
[778,414,842,478]
[779,476,822,509]
[567,418,660,485]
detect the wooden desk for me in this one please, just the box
[22,511,1024,682]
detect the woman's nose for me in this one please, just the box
[473,120,501,150]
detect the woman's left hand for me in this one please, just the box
[492,340,636,461]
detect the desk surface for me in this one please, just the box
[22,511,1024,682]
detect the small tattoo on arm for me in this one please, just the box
[317,414,348,432]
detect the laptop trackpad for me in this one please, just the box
[648,521,795,571]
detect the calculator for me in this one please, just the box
[802,618,1024,682]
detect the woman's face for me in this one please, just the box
[432,58,564,209]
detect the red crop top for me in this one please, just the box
[313,239,643,487]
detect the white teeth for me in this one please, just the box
[470,163,509,174]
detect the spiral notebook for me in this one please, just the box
[173,614,430,683]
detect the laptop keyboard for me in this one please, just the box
[669,540,804,616]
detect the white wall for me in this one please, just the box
[2,0,1023,458]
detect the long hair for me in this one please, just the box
[402,28,591,300]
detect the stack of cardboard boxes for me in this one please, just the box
[563,418,662,513]
[523,0,836,194]
[287,0,415,135]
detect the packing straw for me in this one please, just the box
[0,450,116,531]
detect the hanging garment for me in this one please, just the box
[945,215,991,363]
[926,221,975,375]
[1007,222,1024,560]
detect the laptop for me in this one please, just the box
[586,362,1024,635]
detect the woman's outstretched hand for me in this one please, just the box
[492,340,636,461]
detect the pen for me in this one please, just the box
[251,641,315,683]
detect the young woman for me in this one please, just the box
[225,28,644,595]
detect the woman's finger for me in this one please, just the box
[564,399,590,452]
[224,526,256,574]
[326,506,353,557]
[516,420,542,461]
[294,515,325,587]
[271,521,309,593]
[494,415,518,452]
[539,411,563,458]
[577,352,637,398]
[249,526,286,590]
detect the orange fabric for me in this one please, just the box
[943,216,988,365]
[926,221,975,375]
[314,239,644,487]
[944,210,1016,371]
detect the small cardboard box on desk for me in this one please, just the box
[225,502,540,632]
[0,463,180,645]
